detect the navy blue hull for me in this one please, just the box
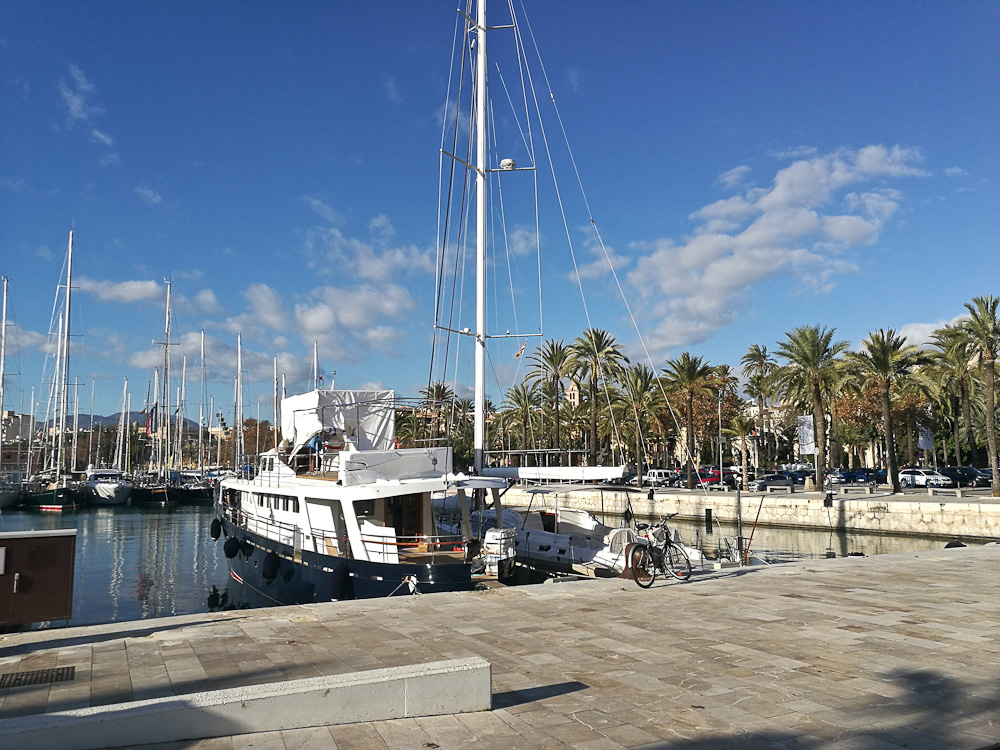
[218,516,473,605]
[348,557,474,598]
[132,485,173,505]
[220,517,350,604]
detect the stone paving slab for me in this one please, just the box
[2,546,999,749]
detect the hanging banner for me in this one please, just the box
[917,426,934,450]
[797,415,816,456]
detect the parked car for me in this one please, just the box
[845,468,875,483]
[938,466,990,488]
[826,469,849,484]
[644,468,677,487]
[784,470,815,485]
[697,469,739,488]
[751,473,793,491]
[975,468,995,485]
[898,468,954,488]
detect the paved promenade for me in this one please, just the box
[2,545,999,749]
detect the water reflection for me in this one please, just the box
[0,504,236,627]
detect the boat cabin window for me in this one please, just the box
[356,499,375,517]
[253,493,300,513]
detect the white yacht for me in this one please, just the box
[78,467,133,506]
[215,389,481,603]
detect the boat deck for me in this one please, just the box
[1,545,998,748]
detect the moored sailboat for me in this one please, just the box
[22,230,81,512]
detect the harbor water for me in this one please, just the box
[0,504,237,628]
[0,503,962,629]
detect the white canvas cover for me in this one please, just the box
[280,389,396,452]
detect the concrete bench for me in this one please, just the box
[0,657,492,750]
[927,487,965,498]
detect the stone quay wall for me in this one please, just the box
[500,486,1000,541]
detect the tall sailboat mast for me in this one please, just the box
[0,277,7,423]
[473,0,487,475]
[56,230,73,477]
[198,330,206,476]
[161,280,172,475]
[114,378,128,469]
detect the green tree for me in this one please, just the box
[729,413,755,488]
[528,340,576,464]
[662,352,715,488]
[741,344,777,467]
[502,382,540,465]
[569,328,628,466]
[961,295,1000,496]
[420,381,455,441]
[615,363,663,487]
[931,324,979,465]
[773,325,849,483]
[845,329,930,493]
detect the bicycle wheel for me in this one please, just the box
[629,544,656,588]
[664,543,692,581]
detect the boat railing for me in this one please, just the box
[357,530,467,564]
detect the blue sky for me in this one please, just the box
[1,1,998,420]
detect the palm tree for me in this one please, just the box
[528,340,576,464]
[729,414,755,488]
[569,328,628,466]
[661,352,715,488]
[773,325,849,484]
[615,363,662,487]
[420,381,455,441]
[845,329,930,493]
[741,344,777,467]
[503,382,540,465]
[961,295,1000,496]
[744,374,770,467]
[931,324,978,465]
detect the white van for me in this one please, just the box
[645,469,675,487]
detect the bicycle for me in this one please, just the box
[628,513,692,587]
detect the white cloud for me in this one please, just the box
[845,189,901,221]
[300,196,344,225]
[247,284,287,328]
[625,144,928,358]
[192,289,224,316]
[571,247,631,281]
[58,64,101,124]
[944,166,966,177]
[822,214,878,245]
[507,226,537,257]
[361,325,404,356]
[769,145,819,160]
[566,67,581,93]
[897,317,963,350]
[135,187,162,205]
[90,129,114,148]
[382,75,402,103]
[717,165,751,190]
[287,283,418,362]
[77,277,162,303]
[303,217,434,283]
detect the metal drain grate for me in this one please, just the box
[0,666,76,688]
